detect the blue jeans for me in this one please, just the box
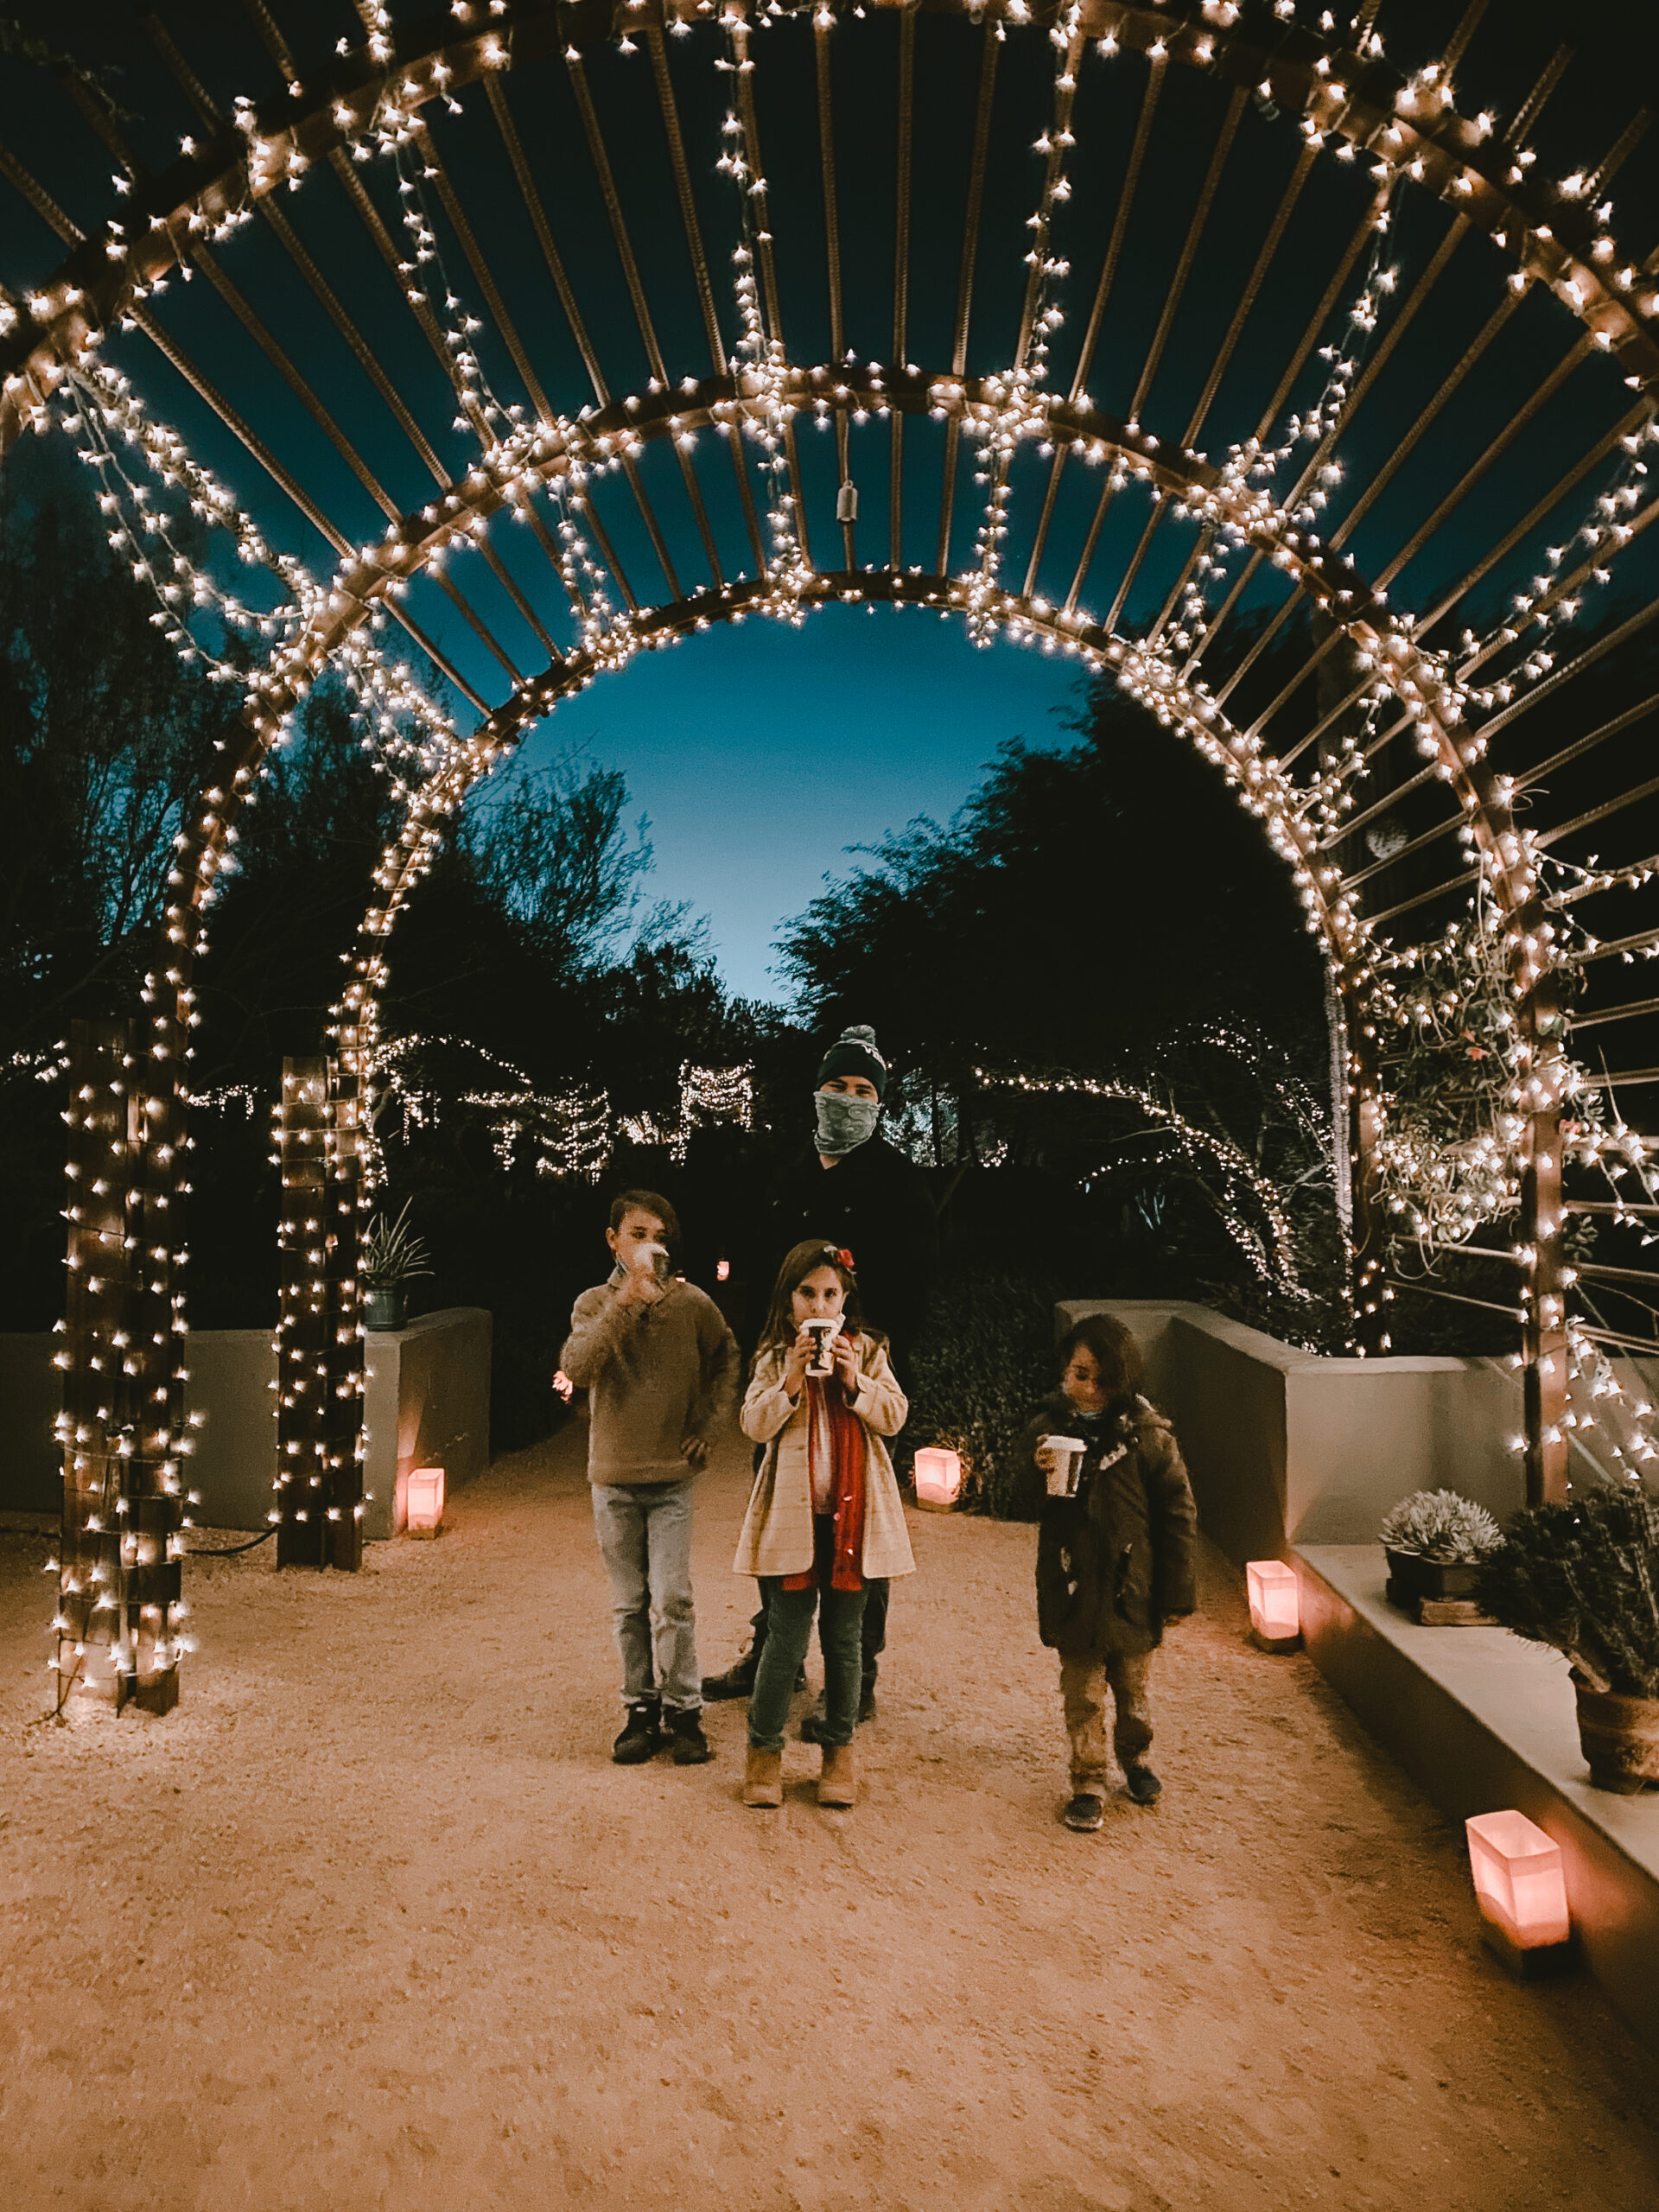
[748,1517,868,1752]
[591,1479,702,1713]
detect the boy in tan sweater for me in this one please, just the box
[560,1189,739,1766]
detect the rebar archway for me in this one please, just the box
[8,1,1659,1707]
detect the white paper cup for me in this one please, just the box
[632,1242,671,1287]
[803,1317,842,1375]
[1040,1434,1087,1498]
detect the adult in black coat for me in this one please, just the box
[766,1126,938,1381]
[704,1024,938,1717]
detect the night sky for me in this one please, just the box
[507,607,1082,999]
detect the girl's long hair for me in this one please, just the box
[753,1239,885,1369]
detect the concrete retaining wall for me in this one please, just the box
[1056,1300,1535,1562]
[364,1308,492,1540]
[1,1309,491,1539]
[0,1332,60,1516]
[1300,1546,1659,2056]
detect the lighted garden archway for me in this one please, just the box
[5,0,1659,1710]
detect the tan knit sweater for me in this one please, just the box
[560,1276,740,1486]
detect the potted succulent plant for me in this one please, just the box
[1476,1486,1659,1794]
[359,1201,433,1332]
[1380,1489,1504,1617]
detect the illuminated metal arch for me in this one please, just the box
[322,368,1512,1420]
[337,365,1507,965]
[4,2,1657,442]
[6,1,1659,1691]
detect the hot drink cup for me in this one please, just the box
[803,1317,842,1376]
[632,1242,671,1287]
[1040,1434,1086,1498]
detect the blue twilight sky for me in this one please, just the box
[502,607,1087,1004]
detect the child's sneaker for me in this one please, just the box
[1063,1792,1105,1832]
[667,1708,713,1765]
[1124,1762,1162,1805]
[612,1700,664,1764]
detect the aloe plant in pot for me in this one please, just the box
[1476,1486,1659,1794]
[360,1202,433,1332]
[1379,1490,1504,1619]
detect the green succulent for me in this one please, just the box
[360,1201,434,1290]
[1379,1488,1504,1564]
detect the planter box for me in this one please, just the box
[1385,1548,1495,1624]
[1574,1676,1659,1796]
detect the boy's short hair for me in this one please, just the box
[608,1187,681,1248]
[1057,1313,1145,1405]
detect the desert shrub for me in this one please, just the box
[1379,1489,1503,1564]
[903,1269,1061,1519]
[1476,1486,1659,1695]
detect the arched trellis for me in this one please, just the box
[6,0,1659,1709]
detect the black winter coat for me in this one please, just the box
[1022,1393,1199,1659]
[767,1134,938,1365]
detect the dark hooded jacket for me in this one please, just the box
[766,1132,938,1368]
[1020,1392,1199,1659]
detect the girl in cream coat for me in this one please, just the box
[736,1241,915,1808]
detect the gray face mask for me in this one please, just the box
[814,1090,881,1157]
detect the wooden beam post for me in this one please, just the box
[55,1020,186,1715]
[275,1057,365,1568]
[1520,969,1569,1505]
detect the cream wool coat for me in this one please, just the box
[734,1335,917,1581]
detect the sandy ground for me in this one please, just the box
[2,1417,1657,2212]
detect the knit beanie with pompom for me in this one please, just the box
[816,1024,888,1098]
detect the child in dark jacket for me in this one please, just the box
[1019,1313,1199,1832]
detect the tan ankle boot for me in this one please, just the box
[817,1742,856,1808]
[741,1745,783,1808]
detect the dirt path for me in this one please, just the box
[3,1417,1656,2212]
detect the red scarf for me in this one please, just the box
[782,1368,868,1593]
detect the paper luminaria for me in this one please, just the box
[913,1447,963,1509]
[1465,1810,1571,1949]
[406,1465,445,1535]
[1246,1560,1301,1647]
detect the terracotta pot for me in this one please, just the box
[1384,1550,1485,1605]
[1572,1675,1659,1794]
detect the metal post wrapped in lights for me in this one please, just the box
[1246,1560,1301,1653]
[1465,1810,1574,1979]
[405,1466,445,1537]
[912,1446,964,1511]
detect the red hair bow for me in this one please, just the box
[836,1246,856,1271]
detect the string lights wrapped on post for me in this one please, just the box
[53,1020,192,1715]
[273,1058,367,1571]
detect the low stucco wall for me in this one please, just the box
[186,1330,280,1530]
[1300,1545,1659,2056]
[0,1332,60,1517]
[1055,1300,1533,1560]
[364,1307,493,1540]
[0,1327,278,1532]
[2,1310,491,1538]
